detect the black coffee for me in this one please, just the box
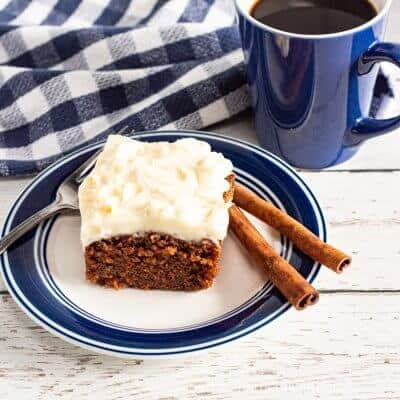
[250,0,377,35]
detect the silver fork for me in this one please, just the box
[0,127,128,255]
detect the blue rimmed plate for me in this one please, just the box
[0,131,326,358]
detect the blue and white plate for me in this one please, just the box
[0,131,326,358]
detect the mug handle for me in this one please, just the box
[352,42,400,136]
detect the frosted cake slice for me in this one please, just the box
[78,135,234,290]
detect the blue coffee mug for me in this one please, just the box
[235,0,400,168]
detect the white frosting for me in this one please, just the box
[78,135,233,247]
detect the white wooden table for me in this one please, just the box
[1,8,400,400]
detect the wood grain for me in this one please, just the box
[1,173,399,291]
[0,6,400,397]
[214,104,400,171]
[0,293,399,399]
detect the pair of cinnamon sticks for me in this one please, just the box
[229,184,351,310]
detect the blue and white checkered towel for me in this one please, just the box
[0,0,396,176]
[0,0,248,176]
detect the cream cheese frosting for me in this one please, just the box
[78,135,233,247]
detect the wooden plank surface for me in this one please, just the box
[1,172,399,291]
[214,110,400,171]
[0,2,400,399]
[0,114,399,400]
[0,292,399,399]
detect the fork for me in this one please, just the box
[0,127,128,256]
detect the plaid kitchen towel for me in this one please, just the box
[0,0,248,176]
[0,0,396,176]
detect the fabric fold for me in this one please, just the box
[0,0,395,176]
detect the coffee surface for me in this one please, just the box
[250,0,377,35]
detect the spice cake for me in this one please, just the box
[78,135,234,291]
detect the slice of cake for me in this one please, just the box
[78,135,234,291]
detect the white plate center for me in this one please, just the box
[46,213,281,330]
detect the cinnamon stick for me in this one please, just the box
[229,205,319,310]
[233,184,351,273]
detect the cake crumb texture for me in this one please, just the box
[85,233,221,291]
